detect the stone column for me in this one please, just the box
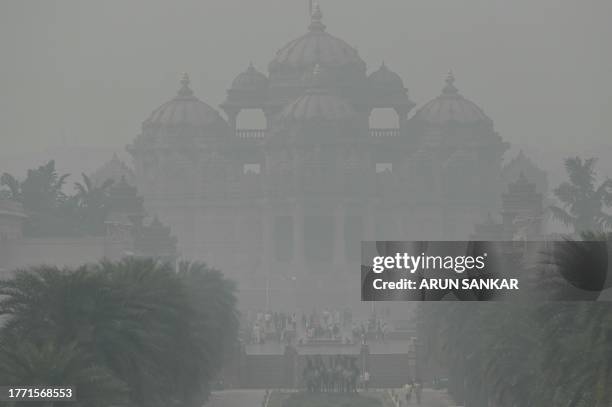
[293,204,304,265]
[365,206,376,241]
[225,108,239,132]
[261,207,274,289]
[333,205,345,267]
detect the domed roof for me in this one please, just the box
[502,150,548,193]
[231,63,268,91]
[368,62,404,89]
[144,73,228,129]
[413,72,491,125]
[268,3,366,77]
[90,153,135,187]
[281,65,356,122]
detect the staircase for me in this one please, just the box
[244,354,286,388]
[368,354,413,388]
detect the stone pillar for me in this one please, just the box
[293,205,304,265]
[360,343,370,376]
[333,205,345,267]
[226,109,239,132]
[283,345,298,388]
[365,206,376,241]
[261,208,274,311]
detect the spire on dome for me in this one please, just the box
[442,70,458,95]
[177,72,194,97]
[309,2,326,31]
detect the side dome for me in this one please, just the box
[412,72,491,125]
[268,4,366,79]
[368,62,405,89]
[143,73,229,132]
[231,63,268,91]
[280,66,356,122]
[90,153,135,187]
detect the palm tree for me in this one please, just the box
[176,261,239,406]
[0,261,184,407]
[0,259,239,407]
[73,173,114,235]
[549,157,612,234]
[0,334,129,407]
[0,172,21,201]
[0,160,73,236]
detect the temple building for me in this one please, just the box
[126,5,520,311]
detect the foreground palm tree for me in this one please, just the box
[0,334,128,407]
[0,258,238,407]
[421,300,612,406]
[549,157,612,234]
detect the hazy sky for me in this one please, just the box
[1,0,611,179]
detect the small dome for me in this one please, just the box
[502,150,548,193]
[144,73,228,130]
[413,72,491,125]
[281,65,356,122]
[90,154,135,187]
[268,3,366,77]
[231,63,268,91]
[368,62,404,89]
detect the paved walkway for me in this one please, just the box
[402,389,455,407]
[205,389,265,407]
[203,388,454,407]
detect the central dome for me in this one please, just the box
[268,4,366,80]
[280,66,356,123]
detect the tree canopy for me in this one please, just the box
[550,157,612,234]
[0,258,238,407]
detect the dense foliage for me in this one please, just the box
[549,157,612,234]
[0,160,177,259]
[1,160,129,237]
[422,157,612,406]
[421,301,612,407]
[0,258,238,407]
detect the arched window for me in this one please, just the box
[369,108,399,129]
[236,109,267,130]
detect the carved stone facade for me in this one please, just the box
[128,5,513,311]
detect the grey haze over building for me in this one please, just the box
[0,0,611,185]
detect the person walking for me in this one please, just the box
[362,370,370,391]
[414,380,422,405]
[404,382,413,405]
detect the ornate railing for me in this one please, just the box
[0,199,26,217]
[236,128,266,138]
[369,128,400,137]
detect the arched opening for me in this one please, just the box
[236,109,267,130]
[369,108,399,129]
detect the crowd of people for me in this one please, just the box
[302,355,361,393]
[350,313,390,344]
[302,308,351,342]
[243,308,392,346]
[403,380,424,405]
[246,311,298,344]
